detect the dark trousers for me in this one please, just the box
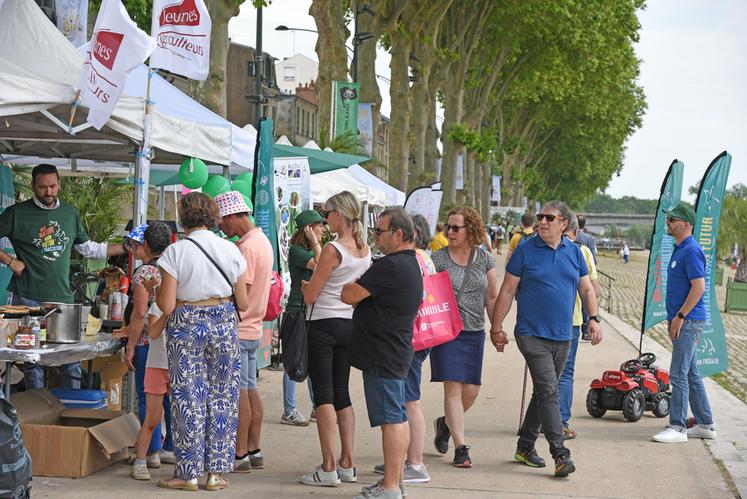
[307,318,352,411]
[516,334,571,458]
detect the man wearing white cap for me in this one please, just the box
[214,191,274,473]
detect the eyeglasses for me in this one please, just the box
[322,209,337,218]
[371,226,394,236]
[667,216,683,223]
[536,213,563,222]
[445,224,466,232]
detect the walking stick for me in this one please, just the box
[517,362,528,435]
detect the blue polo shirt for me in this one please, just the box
[666,236,707,321]
[506,235,588,341]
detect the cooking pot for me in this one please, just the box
[42,302,84,344]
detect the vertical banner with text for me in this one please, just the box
[642,160,684,332]
[694,151,731,376]
[151,0,211,80]
[331,81,359,139]
[357,103,374,156]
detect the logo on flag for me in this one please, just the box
[93,31,124,70]
[151,0,211,80]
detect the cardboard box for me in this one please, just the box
[11,388,140,478]
[100,360,129,411]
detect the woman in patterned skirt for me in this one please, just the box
[156,192,249,491]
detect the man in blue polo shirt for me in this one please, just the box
[652,202,716,443]
[490,201,602,478]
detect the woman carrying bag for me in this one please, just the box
[429,206,499,468]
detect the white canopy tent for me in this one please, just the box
[0,0,255,172]
[348,165,405,206]
[311,169,389,206]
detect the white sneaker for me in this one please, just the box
[146,452,161,468]
[653,427,688,443]
[131,462,151,480]
[300,465,341,486]
[337,460,357,483]
[159,450,176,464]
[232,454,252,473]
[687,425,716,439]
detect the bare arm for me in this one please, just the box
[340,282,371,307]
[156,270,177,316]
[126,283,150,348]
[591,277,602,299]
[484,267,499,326]
[235,271,250,312]
[489,272,520,352]
[301,245,340,304]
[148,313,168,340]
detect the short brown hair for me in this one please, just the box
[447,206,485,247]
[179,192,219,229]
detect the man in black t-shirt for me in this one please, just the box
[342,207,422,499]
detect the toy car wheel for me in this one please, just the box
[586,388,606,418]
[651,393,670,418]
[622,388,645,422]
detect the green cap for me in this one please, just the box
[295,209,324,230]
[663,202,696,226]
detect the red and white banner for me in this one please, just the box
[79,0,155,129]
[150,0,211,80]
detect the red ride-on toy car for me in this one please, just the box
[586,352,671,422]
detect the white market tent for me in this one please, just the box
[311,169,389,206]
[0,0,255,172]
[348,164,405,206]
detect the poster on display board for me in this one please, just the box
[274,156,311,295]
[404,185,443,237]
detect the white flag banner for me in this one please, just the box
[405,186,443,237]
[55,0,88,47]
[455,154,464,190]
[79,0,156,130]
[151,0,211,80]
[491,175,501,202]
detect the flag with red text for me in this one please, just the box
[151,0,211,80]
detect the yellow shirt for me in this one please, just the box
[430,231,448,252]
[573,245,597,326]
[508,228,534,252]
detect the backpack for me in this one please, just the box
[263,270,284,321]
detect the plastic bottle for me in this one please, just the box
[110,293,123,321]
[29,317,40,349]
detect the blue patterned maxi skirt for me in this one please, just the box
[166,302,240,479]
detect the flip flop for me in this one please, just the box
[157,478,199,491]
[205,474,229,491]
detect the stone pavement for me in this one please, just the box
[30,254,745,498]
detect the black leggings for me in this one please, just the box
[307,318,352,411]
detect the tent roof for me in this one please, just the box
[311,169,388,206]
[273,144,369,174]
[348,165,405,206]
[0,0,254,170]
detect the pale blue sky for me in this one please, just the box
[230,1,747,200]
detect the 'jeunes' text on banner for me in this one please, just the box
[150,0,211,80]
[79,0,155,129]
[642,160,684,332]
[694,151,731,377]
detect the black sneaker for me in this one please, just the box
[453,445,471,468]
[514,448,546,468]
[553,452,575,477]
[433,416,450,455]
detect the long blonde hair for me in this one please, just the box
[326,191,366,249]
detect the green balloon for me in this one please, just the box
[202,175,230,197]
[242,194,254,213]
[178,157,208,189]
[231,180,252,197]
[235,172,254,186]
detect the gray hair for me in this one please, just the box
[380,207,414,243]
[411,214,432,250]
[541,200,574,222]
[564,214,579,235]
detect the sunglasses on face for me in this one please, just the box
[322,209,337,218]
[667,216,684,223]
[536,213,563,222]
[444,224,466,233]
[371,226,394,236]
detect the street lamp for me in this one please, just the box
[275,25,318,55]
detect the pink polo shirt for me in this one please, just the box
[236,227,274,340]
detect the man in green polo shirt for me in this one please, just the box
[0,164,126,389]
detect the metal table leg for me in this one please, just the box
[3,361,11,400]
[87,359,94,388]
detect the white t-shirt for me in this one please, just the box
[158,229,247,302]
[145,302,168,370]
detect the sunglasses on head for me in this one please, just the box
[536,213,562,222]
[444,224,466,233]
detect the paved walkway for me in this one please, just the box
[31,254,746,498]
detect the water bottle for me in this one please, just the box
[110,292,123,321]
[29,316,40,349]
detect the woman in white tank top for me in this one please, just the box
[300,191,371,486]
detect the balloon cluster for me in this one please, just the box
[178,157,254,212]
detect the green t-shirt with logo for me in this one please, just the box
[0,199,89,303]
[286,244,313,313]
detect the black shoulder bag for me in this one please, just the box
[185,238,242,321]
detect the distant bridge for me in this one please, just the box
[584,213,655,235]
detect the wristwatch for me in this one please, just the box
[677,311,686,320]
[588,315,601,323]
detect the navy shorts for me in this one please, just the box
[405,349,430,402]
[363,371,407,427]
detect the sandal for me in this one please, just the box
[205,473,229,491]
[563,427,577,440]
[157,478,199,491]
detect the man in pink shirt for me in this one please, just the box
[215,191,274,473]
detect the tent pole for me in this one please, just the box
[158,185,165,219]
[134,68,155,226]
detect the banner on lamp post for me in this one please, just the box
[642,160,684,332]
[693,151,731,377]
[151,0,211,80]
[331,81,359,139]
[455,154,464,190]
[55,0,88,47]
[491,176,501,203]
[357,103,374,156]
[79,0,155,130]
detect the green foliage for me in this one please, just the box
[10,165,33,202]
[718,183,747,261]
[625,223,653,249]
[583,194,658,214]
[89,0,151,32]
[59,177,133,243]
[318,129,363,155]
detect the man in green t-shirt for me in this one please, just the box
[0,164,126,389]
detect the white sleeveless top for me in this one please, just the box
[308,241,371,320]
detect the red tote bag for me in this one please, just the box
[412,254,464,351]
